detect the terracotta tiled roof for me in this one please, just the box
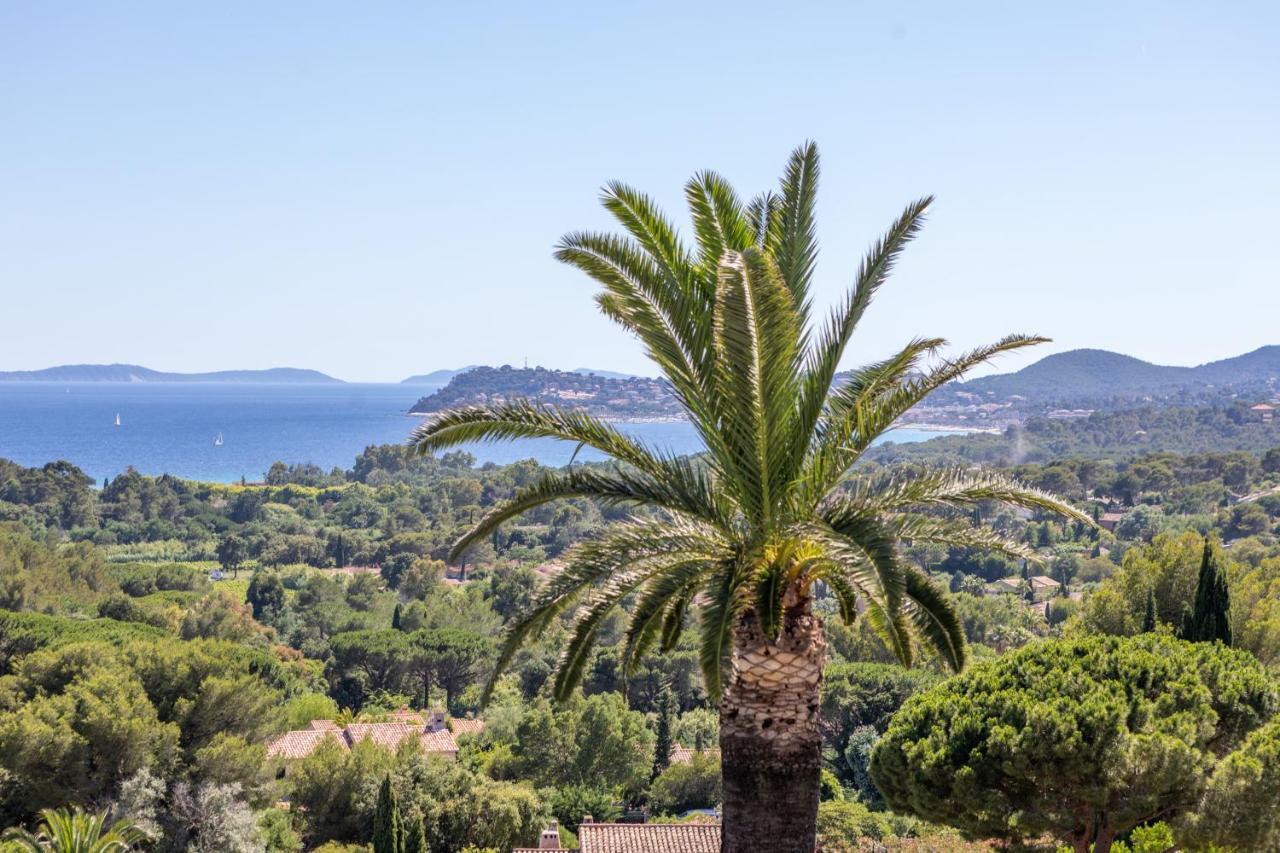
[668,745,719,765]
[390,708,425,724]
[577,823,720,853]
[265,729,348,760]
[266,718,458,761]
[419,727,459,755]
[1028,575,1061,589]
[345,722,418,750]
[450,717,486,737]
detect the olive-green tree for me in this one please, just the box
[871,634,1277,853]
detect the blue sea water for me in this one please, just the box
[0,383,963,483]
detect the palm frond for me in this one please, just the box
[772,141,821,320]
[794,198,933,448]
[448,463,727,560]
[887,514,1040,563]
[685,170,754,273]
[481,521,726,701]
[557,231,710,406]
[901,563,966,672]
[698,563,746,699]
[808,334,1049,494]
[798,336,944,502]
[410,399,666,477]
[839,469,1092,526]
[746,190,782,250]
[622,562,714,678]
[712,247,804,525]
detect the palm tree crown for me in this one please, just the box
[411,142,1088,700]
[2,807,150,853]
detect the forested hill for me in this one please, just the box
[408,365,680,419]
[942,346,1280,403]
[0,364,341,383]
[400,366,481,385]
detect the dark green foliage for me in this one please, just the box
[818,662,937,786]
[818,768,843,802]
[1142,587,1158,633]
[652,687,676,780]
[392,603,402,631]
[647,754,721,816]
[550,785,620,833]
[871,634,1277,850]
[246,570,285,620]
[1185,716,1280,850]
[1183,538,1232,645]
[216,533,248,577]
[408,628,491,711]
[372,774,403,853]
[842,725,881,807]
[404,813,427,853]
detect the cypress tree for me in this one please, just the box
[1185,538,1232,645]
[652,686,676,780]
[372,774,403,853]
[1141,588,1157,633]
[392,602,403,631]
[404,814,426,853]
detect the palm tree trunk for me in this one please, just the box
[719,589,826,853]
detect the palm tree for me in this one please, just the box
[410,143,1088,852]
[2,807,150,852]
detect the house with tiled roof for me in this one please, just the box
[1027,574,1061,602]
[1099,510,1127,532]
[988,576,1023,595]
[668,744,719,766]
[514,817,720,853]
[450,716,486,737]
[265,708,458,768]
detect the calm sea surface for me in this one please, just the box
[0,383,963,483]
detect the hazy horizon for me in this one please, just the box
[4,3,1278,382]
[5,341,1280,386]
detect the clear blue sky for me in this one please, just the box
[3,2,1277,382]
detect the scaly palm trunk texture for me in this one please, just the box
[719,590,825,853]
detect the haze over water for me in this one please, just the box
[0,383,960,483]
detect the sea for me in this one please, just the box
[0,383,966,484]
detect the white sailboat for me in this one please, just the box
[114,413,121,427]
[214,432,224,447]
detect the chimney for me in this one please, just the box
[582,815,593,824]
[538,820,561,850]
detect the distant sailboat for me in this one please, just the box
[114,413,121,427]
[214,432,224,447]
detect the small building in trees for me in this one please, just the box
[1099,510,1126,532]
[1028,575,1062,601]
[515,817,721,852]
[1250,403,1275,423]
[988,577,1024,596]
[669,744,720,765]
[265,708,459,772]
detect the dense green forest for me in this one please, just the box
[2,433,1280,849]
[873,401,1280,464]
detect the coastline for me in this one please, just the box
[409,411,999,433]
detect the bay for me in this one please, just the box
[0,383,971,483]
